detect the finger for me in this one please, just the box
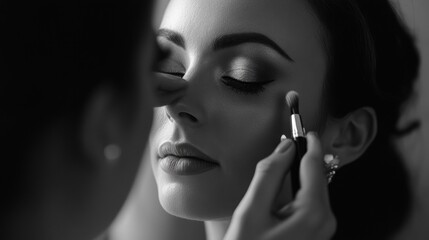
[155,73,188,91]
[297,132,329,204]
[154,90,187,107]
[238,139,296,215]
[153,73,188,106]
[274,133,335,238]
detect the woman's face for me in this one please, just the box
[150,0,327,220]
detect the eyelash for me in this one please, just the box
[221,76,269,95]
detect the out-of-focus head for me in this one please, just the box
[150,0,419,238]
[1,1,157,239]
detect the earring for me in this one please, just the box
[104,144,122,163]
[324,154,340,183]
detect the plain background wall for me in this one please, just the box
[111,1,429,239]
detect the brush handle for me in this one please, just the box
[291,136,307,197]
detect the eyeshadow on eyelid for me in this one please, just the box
[226,58,275,80]
[228,59,257,72]
[224,69,259,82]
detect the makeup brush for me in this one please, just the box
[285,91,307,197]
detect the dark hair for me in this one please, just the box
[307,0,420,239]
[0,1,153,213]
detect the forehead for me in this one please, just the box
[160,0,324,62]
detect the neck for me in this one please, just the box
[204,219,231,240]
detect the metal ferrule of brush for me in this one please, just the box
[291,114,305,138]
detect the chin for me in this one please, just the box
[155,176,240,221]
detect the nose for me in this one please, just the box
[166,102,203,127]
[167,106,198,121]
[165,82,205,128]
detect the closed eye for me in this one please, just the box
[221,76,272,95]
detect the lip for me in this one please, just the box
[158,142,219,176]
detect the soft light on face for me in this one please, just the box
[150,0,327,221]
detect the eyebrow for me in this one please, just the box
[157,28,186,49]
[213,33,294,62]
[157,29,294,62]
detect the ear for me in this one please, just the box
[321,107,377,167]
[80,85,123,170]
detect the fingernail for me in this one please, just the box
[307,131,318,138]
[280,134,287,142]
[275,139,292,153]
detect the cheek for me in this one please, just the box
[211,94,287,187]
